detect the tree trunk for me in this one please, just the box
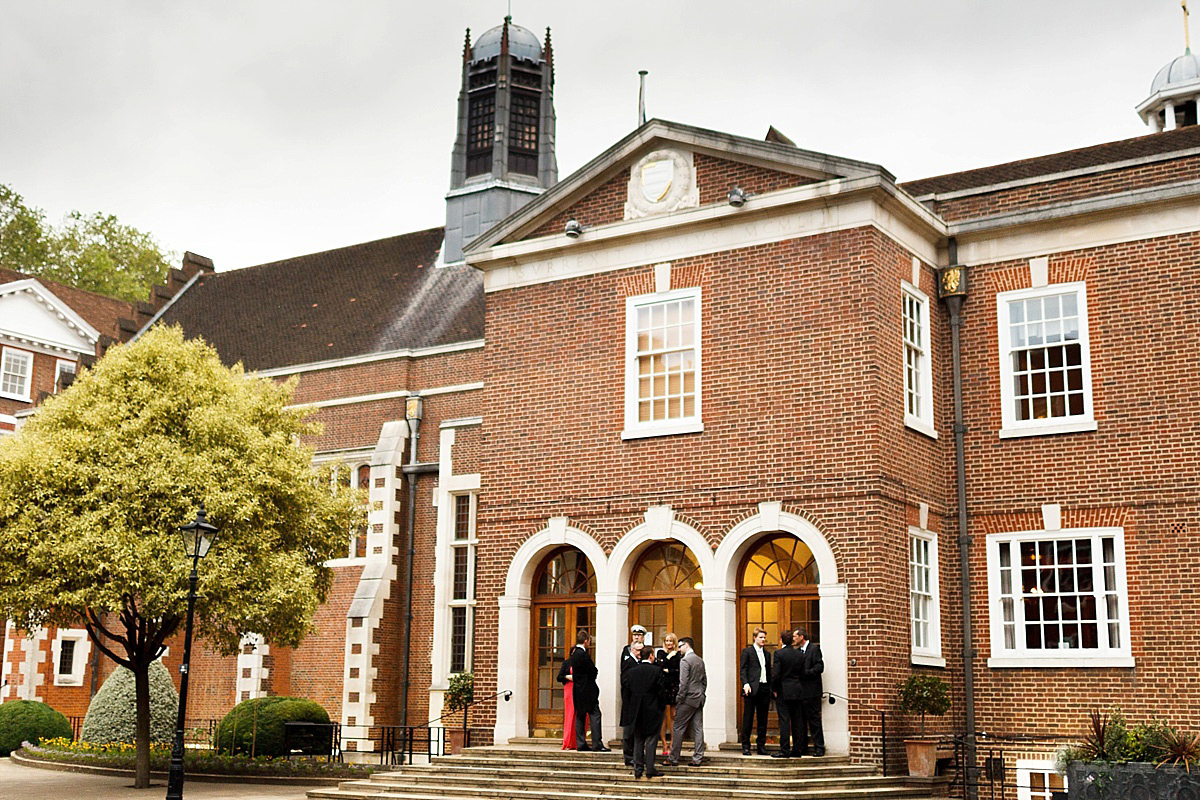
[134,659,152,788]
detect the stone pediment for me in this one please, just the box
[463,119,890,254]
[0,279,100,356]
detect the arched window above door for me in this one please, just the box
[535,547,597,596]
[632,542,702,592]
[740,535,818,589]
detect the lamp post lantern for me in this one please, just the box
[165,504,218,800]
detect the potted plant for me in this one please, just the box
[442,672,474,755]
[898,673,951,777]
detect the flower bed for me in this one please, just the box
[18,738,381,780]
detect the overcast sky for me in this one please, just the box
[0,1,1188,272]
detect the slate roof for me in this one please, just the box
[900,125,1200,197]
[0,267,133,341]
[156,228,483,372]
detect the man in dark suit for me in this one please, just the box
[621,644,667,778]
[556,629,610,751]
[770,629,803,758]
[794,627,825,757]
[739,627,773,755]
[619,624,646,765]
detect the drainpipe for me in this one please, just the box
[399,396,439,728]
[937,240,976,799]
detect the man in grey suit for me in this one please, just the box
[665,637,706,767]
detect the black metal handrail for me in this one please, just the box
[373,689,512,765]
[948,730,1075,800]
[824,692,890,777]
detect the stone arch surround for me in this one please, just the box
[494,502,847,755]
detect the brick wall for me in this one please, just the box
[474,220,955,752]
[953,231,1200,735]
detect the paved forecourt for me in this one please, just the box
[0,756,321,800]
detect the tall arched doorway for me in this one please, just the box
[530,547,596,732]
[735,534,820,739]
[737,534,820,644]
[630,542,703,654]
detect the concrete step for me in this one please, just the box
[308,743,946,800]
[325,773,929,798]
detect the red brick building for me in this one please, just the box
[462,104,1200,773]
[5,16,1199,786]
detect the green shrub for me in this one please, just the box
[216,697,330,757]
[444,672,474,717]
[80,660,178,745]
[0,700,73,755]
[1057,709,1200,771]
[1124,719,1171,763]
[897,674,952,736]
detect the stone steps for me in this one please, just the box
[308,743,946,800]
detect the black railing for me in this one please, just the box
[948,731,1073,800]
[372,689,512,765]
[824,692,891,777]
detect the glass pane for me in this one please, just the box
[535,548,597,595]
[632,543,701,592]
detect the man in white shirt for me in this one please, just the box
[738,627,773,755]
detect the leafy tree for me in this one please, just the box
[0,183,173,302]
[0,185,53,271]
[0,325,363,787]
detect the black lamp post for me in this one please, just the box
[165,504,218,800]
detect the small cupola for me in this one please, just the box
[1137,4,1200,130]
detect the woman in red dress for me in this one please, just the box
[561,666,577,749]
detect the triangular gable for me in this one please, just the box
[0,279,101,355]
[465,118,889,253]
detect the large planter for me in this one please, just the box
[905,739,939,777]
[1067,760,1200,799]
[445,728,466,755]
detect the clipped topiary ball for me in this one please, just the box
[216,696,330,757]
[0,699,73,755]
[80,660,179,745]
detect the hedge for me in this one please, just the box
[216,696,330,757]
[0,700,73,755]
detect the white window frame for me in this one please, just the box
[986,527,1133,668]
[996,282,1096,438]
[908,527,944,666]
[622,287,703,440]
[447,492,478,674]
[317,457,371,566]
[1015,758,1067,800]
[902,283,937,439]
[52,629,89,686]
[1,347,33,402]
[54,359,76,393]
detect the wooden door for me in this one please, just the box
[528,547,596,734]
